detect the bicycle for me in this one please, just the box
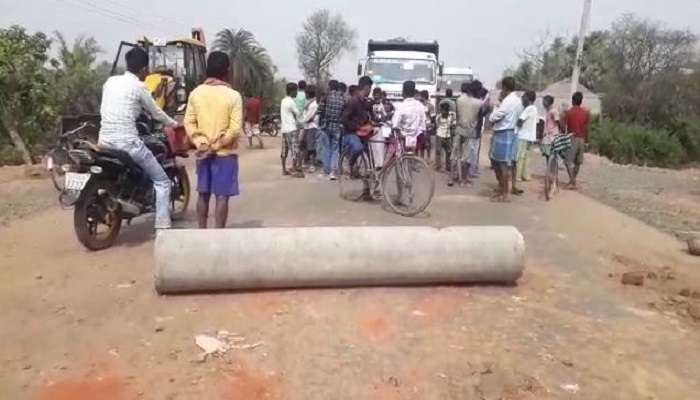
[339,125,435,217]
[542,133,572,201]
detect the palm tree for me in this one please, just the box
[214,29,275,96]
[52,31,106,115]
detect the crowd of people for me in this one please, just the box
[97,46,591,233]
[276,73,591,204]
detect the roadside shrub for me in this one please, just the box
[589,120,684,168]
[671,117,700,163]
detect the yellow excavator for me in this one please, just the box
[111,28,208,116]
[59,29,207,144]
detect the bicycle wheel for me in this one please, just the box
[339,151,370,201]
[544,155,558,201]
[381,155,435,217]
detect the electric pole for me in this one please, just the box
[571,0,592,95]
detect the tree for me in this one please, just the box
[0,26,55,164]
[214,29,275,97]
[52,31,107,115]
[295,9,357,83]
[608,14,696,82]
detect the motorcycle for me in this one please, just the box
[57,122,190,250]
[260,114,280,137]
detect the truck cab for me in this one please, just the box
[440,67,475,95]
[358,40,442,103]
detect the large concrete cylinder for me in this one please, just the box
[154,226,525,294]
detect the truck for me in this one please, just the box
[440,67,475,94]
[358,39,443,103]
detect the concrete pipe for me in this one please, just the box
[154,226,525,294]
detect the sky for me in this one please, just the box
[2,0,700,87]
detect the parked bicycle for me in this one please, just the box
[339,125,435,216]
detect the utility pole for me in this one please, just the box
[571,0,592,95]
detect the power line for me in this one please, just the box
[55,0,159,32]
[105,0,191,30]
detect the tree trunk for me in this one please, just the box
[3,119,34,165]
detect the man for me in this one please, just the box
[338,82,348,100]
[472,81,491,177]
[295,80,307,113]
[184,51,243,229]
[392,81,426,152]
[244,93,264,149]
[341,76,373,166]
[439,88,457,113]
[564,91,590,190]
[451,82,482,186]
[416,90,433,160]
[280,82,303,177]
[301,85,319,172]
[318,79,344,180]
[98,47,179,230]
[488,76,523,202]
[516,91,538,182]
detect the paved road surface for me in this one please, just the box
[1,138,699,399]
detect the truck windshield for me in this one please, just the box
[366,59,436,84]
[443,74,474,92]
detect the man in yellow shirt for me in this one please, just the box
[184,51,242,229]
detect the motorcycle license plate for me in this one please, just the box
[64,172,90,191]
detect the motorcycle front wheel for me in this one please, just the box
[74,178,122,251]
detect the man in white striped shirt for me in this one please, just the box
[98,47,179,229]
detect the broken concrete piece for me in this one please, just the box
[621,272,644,286]
[195,335,227,356]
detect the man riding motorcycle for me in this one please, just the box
[97,47,180,230]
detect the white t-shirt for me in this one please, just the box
[280,96,299,133]
[517,105,538,142]
[303,100,319,129]
[489,91,523,131]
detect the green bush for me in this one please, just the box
[589,120,685,168]
[672,118,700,163]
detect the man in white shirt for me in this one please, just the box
[98,47,179,229]
[488,77,523,202]
[516,91,538,183]
[301,85,320,172]
[280,82,302,177]
[392,81,426,151]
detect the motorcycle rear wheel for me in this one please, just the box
[74,179,122,251]
[170,166,191,220]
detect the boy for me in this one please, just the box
[516,91,538,182]
[184,51,243,229]
[434,102,456,172]
[564,92,590,189]
[301,85,319,172]
[392,81,426,151]
[280,82,303,177]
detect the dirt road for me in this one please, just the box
[1,139,699,399]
